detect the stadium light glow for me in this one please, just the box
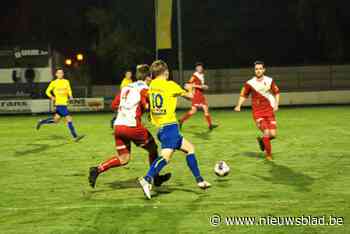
[65,58,72,66]
[76,53,84,61]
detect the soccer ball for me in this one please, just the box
[214,161,230,177]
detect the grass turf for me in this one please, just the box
[0,106,349,234]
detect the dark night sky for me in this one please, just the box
[0,0,349,84]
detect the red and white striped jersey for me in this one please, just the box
[189,72,205,97]
[112,81,149,127]
[240,76,280,118]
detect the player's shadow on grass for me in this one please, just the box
[106,178,139,190]
[14,143,67,156]
[153,185,204,197]
[105,179,203,196]
[242,151,262,159]
[184,127,212,140]
[255,161,315,192]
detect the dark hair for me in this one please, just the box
[195,62,204,68]
[150,60,168,78]
[254,61,265,67]
[56,67,64,72]
[136,64,150,81]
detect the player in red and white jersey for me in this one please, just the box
[234,61,280,160]
[179,62,217,130]
[88,65,171,188]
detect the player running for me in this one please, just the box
[138,60,211,199]
[110,70,134,129]
[36,68,84,142]
[179,62,217,130]
[89,64,171,188]
[234,61,280,160]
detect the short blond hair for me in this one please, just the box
[136,64,150,81]
[150,60,168,78]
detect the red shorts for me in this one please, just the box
[192,94,208,107]
[114,125,154,155]
[254,116,277,131]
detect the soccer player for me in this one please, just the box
[179,62,217,130]
[110,70,134,128]
[110,70,135,128]
[234,61,280,160]
[120,70,133,89]
[36,68,84,142]
[89,64,171,188]
[139,60,211,199]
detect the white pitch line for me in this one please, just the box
[0,200,300,211]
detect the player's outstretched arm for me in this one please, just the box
[67,81,73,99]
[45,82,55,101]
[181,92,193,100]
[274,93,280,112]
[234,96,246,112]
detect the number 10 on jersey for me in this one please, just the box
[151,93,166,115]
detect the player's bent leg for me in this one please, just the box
[89,153,129,188]
[54,114,61,123]
[269,129,277,140]
[180,138,211,189]
[144,148,173,183]
[262,129,272,160]
[65,116,84,141]
[179,106,197,128]
[36,114,59,130]
[139,149,173,199]
[203,105,217,130]
[140,137,172,187]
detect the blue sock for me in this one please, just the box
[186,154,203,183]
[144,157,168,183]
[40,117,55,125]
[67,121,78,138]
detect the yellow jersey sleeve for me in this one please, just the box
[168,81,187,96]
[67,80,73,98]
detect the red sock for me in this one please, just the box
[205,114,212,127]
[180,111,193,124]
[98,157,122,173]
[262,136,272,156]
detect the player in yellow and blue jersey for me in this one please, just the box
[36,68,84,142]
[138,60,211,199]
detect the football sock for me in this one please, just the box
[205,114,212,127]
[98,157,122,173]
[40,117,55,125]
[263,136,272,155]
[180,112,193,124]
[144,157,168,183]
[67,121,78,138]
[186,154,203,183]
[148,151,158,166]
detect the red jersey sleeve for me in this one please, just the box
[271,81,280,94]
[240,83,252,98]
[140,88,149,110]
[188,76,195,84]
[111,94,121,110]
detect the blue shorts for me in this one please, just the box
[55,105,69,117]
[157,123,183,150]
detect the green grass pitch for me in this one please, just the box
[0,106,349,234]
